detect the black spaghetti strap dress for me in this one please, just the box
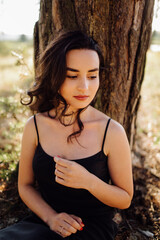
[0,116,118,240]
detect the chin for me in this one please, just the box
[70,102,91,110]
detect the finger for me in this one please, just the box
[64,214,82,231]
[57,227,71,238]
[54,157,71,168]
[62,221,77,234]
[55,163,67,173]
[62,228,72,238]
[55,169,65,179]
[70,215,85,227]
[55,176,66,185]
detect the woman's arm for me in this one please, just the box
[86,120,133,209]
[18,117,57,223]
[18,116,83,237]
[54,120,133,209]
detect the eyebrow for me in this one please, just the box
[66,67,99,72]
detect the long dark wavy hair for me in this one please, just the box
[21,30,105,144]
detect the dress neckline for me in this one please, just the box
[37,142,108,162]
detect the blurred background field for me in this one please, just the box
[0,36,160,238]
[0,39,33,183]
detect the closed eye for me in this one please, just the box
[66,76,77,79]
[66,76,97,79]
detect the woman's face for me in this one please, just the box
[59,49,100,112]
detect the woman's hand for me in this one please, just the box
[47,212,84,238]
[54,156,91,189]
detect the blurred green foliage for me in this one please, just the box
[0,39,33,182]
[0,95,31,181]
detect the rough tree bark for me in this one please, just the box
[34,0,155,148]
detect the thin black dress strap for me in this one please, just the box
[101,118,111,151]
[33,114,39,144]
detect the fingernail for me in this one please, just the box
[81,222,85,227]
[80,227,83,231]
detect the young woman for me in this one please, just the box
[0,30,133,240]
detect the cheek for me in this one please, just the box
[59,81,71,96]
[91,79,99,92]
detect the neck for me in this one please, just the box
[56,104,89,126]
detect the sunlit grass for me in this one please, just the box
[0,42,34,96]
[0,40,33,56]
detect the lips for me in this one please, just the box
[74,95,89,100]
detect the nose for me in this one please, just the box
[77,78,88,91]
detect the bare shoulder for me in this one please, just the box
[89,106,128,154]
[24,114,40,132]
[90,105,125,134]
[24,113,48,128]
[33,111,57,125]
[22,115,38,146]
[89,106,124,132]
[24,113,53,145]
[109,118,126,136]
[23,115,35,132]
[107,118,130,155]
[88,106,110,123]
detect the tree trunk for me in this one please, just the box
[34,0,155,148]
